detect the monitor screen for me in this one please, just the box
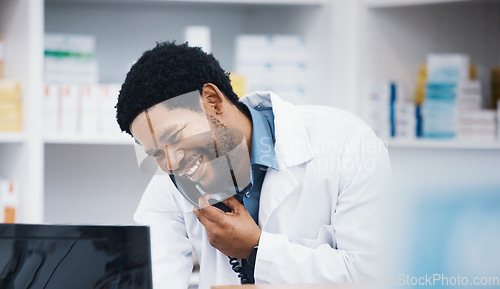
[0,224,152,289]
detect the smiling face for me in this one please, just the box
[130,88,252,195]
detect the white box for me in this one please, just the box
[0,179,18,223]
[0,35,4,61]
[235,35,272,64]
[45,33,95,54]
[427,54,470,83]
[270,85,307,105]
[235,63,271,91]
[367,81,393,139]
[395,102,416,139]
[185,25,211,54]
[59,84,79,135]
[45,58,98,84]
[270,35,307,64]
[43,84,59,136]
[457,80,482,109]
[99,84,122,136]
[79,84,99,135]
[269,63,307,87]
[44,33,99,84]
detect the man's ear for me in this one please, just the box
[201,83,225,115]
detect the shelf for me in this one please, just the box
[387,139,500,150]
[47,0,327,6]
[0,132,25,143]
[44,134,134,145]
[364,0,488,8]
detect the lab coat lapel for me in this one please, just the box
[258,162,297,228]
[240,92,314,228]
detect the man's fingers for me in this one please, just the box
[198,194,212,209]
[194,201,217,231]
[197,194,225,222]
[222,196,244,212]
[194,208,215,227]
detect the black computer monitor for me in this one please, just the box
[0,224,152,289]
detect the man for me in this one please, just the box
[116,42,391,289]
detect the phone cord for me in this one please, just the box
[228,256,251,284]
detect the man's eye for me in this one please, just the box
[170,131,181,143]
[153,150,164,158]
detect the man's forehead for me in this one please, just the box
[147,105,204,128]
[132,105,208,144]
[153,90,203,111]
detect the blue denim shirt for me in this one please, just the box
[242,103,278,224]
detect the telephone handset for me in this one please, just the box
[169,174,254,284]
[159,124,254,283]
[168,174,232,213]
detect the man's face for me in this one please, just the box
[130,97,250,195]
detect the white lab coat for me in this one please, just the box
[134,91,391,289]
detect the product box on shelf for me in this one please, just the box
[457,80,482,109]
[497,99,500,140]
[235,34,308,104]
[456,109,497,141]
[0,178,18,223]
[422,54,471,139]
[235,35,272,64]
[365,81,394,140]
[0,35,4,79]
[395,101,416,140]
[229,74,247,99]
[43,83,123,138]
[59,84,79,135]
[79,84,100,135]
[185,25,211,54]
[44,84,58,136]
[492,66,500,109]
[0,80,22,132]
[269,35,307,64]
[427,54,470,83]
[99,84,121,136]
[44,33,99,84]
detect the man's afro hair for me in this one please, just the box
[116,41,241,135]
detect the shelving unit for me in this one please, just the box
[364,0,473,8]
[44,134,133,145]
[2,0,338,224]
[356,0,500,192]
[41,0,339,225]
[2,0,499,226]
[388,139,500,150]
[53,0,327,4]
[0,133,26,143]
[0,0,44,223]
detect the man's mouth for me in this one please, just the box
[180,154,204,182]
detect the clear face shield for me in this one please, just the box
[133,90,251,213]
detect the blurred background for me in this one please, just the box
[0,0,499,287]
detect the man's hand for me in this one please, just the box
[193,194,261,259]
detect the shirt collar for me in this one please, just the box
[244,104,278,171]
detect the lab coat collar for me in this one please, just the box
[239,91,315,169]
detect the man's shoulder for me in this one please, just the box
[294,104,375,140]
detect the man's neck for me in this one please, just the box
[232,105,253,156]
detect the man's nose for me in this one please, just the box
[164,145,184,172]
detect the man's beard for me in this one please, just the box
[175,114,250,195]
